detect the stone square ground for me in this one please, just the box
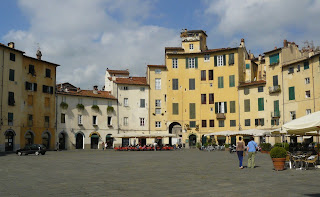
[0,149,319,197]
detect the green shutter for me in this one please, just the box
[289,87,295,100]
[195,57,198,68]
[230,101,235,113]
[274,100,279,113]
[173,103,178,115]
[246,64,250,69]
[186,58,188,69]
[304,61,309,70]
[258,98,264,111]
[215,103,218,114]
[214,56,217,66]
[223,54,226,66]
[189,103,195,119]
[229,75,235,87]
[229,53,234,65]
[270,53,279,65]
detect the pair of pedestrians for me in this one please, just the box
[236,137,258,169]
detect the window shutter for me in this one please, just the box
[255,119,258,126]
[289,87,295,100]
[261,119,264,126]
[258,98,264,111]
[223,54,226,66]
[230,101,235,113]
[25,82,28,90]
[229,53,234,65]
[274,100,279,113]
[186,58,188,69]
[214,56,217,66]
[215,103,218,114]
[189,103,195,119]
[34,83,37,91]
[273,75,278,86]
[224,102,227,113]
[173,103,178,115]
[195,57,198,68]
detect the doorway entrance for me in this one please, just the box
[5,130,14,151]
[169,122,182,146]
[91,134,99,149]
[189,134,196,147]
[59,132,66,150]
[231,136,236,146]
[139,138,146,146]
[105,134,113,149]
[25,131,34,145]
[42,132,50,149]
[122,138,129,147]
[76,133,84,149]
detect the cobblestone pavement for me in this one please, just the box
[0,149,319,197]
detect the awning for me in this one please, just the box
[217,136,226,140]
[282,111,320,135]
[113,132,175,138]
[204,129,273,137]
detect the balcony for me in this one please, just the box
[216,113,226,119]
[271,111,281,118]
[269,85,281,94]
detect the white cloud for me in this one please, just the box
[203,0,320,54]
[3,0,179,88]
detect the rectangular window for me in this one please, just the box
[9,69,15,81]
[108,116,112,126]
[124,117,128,126]
[219,120,225,127]
[172,79,178,90]
[209,93,214,104]
[246,64,250,69]
[188,58,196,68]
[305,77,310,84]
[10,53,15,61]
[61,113,65,124]
[215,55,225,66]
[190,121,196,128]
[230,120,236,127]
[288,67,294,74]
[45,69,51,78]
[210,120,214,127]
[201,94,206,104]
[123,86,128,90]
[25,82,37,91]
[189,103,196,119]
[42,85,53,94]
[304,61,309,70]
[27,95,33,106]
[28,114,33,127]
[155,100,161,107]
[245,119,250,126]
[290,111,296,120]
[8,113,13,126]
[244,88,249,95]
[273,75,278,86]
[230,101,235,113]
[189,78,195,90]
[218,76,224,88]
[204,54,210,61]
[229,75,235,87]
[155,108,161,114]
[258,98,264,111]
[45,116,49,128]
[271,119,279,126]
[155,121,161,128]
[269,53,279,65]
[8,92,15,106]
[244,99,250,112]
[229,53,234,65]
[78,115,83,125]
[215,102,227,113]
[172,103,179,115]
[155,69,161,74]
[189,44,193,50]
[124,98,128,107]
[201,70,206,81]
[305,90,311,98]
[29,64,35,76]
[140,99,145,108]
[258,86,264,92]
[172,58,178,68]
[140,118,145,126]
[155,78,161,90]
[289,87,295,100]
[306,109,311,115]
[297,65,301,72]
[255,118,264,126]
[93,116,97,125]
[208,70,213,80]
[140,87,145,91]
[202,120,207,127]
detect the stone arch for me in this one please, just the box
[168,122,182,146]
[24,130,35,145]
[41,130,51,149]
[58,131,68,150]
[75,131,84,149]
[4,129,15,151]
[188,134,197,147]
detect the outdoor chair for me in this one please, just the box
[305,155,318,170]
[285,152,293,169]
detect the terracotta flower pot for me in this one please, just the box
[261,151,270,154]
[272,158,286,171]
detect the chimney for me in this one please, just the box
[184,29,188,32]
[274,47,277,50]
[258,54,262,61]
[36,50,42,60]
[240,38,245,47]
[283,39,288,47]
[8,42,15,49]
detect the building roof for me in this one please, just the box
[166,47,238,55]
[113,77,148,86]
[181,30,208,37]
[106,69,130,75]
[282,56,309,67]
[57,89,117,100]
[264,47,282,55]
[24,55,60,67]
[238,80,266,88]
[147,65,166,68]
[0,43,25,54]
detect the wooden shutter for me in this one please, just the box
[209,93,214,104]
[229,75,235,87]
[223,55,226,66]
[258,98,264,111]
[244,99,250,112]
[186,58,189,69]
[215,102,218,113]
[195,57,198,68]
[34,83,37,91]
[9,69,14,81]
[224,102,227,113]
[274,100,279,113]
[173,103,178,115]
[255,119,259,126]
[289,87,295,100]
[189,103,196,119]
[214,56,217,66]
[229,53,234,65]
[230,101,235,113]
[261,119,264,126]
[273,75,278,86]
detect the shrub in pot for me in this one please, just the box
[274,143,289,151]
[260,143,272,153]
[270,147,287,171]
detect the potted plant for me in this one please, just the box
[107,106,114,113]
[76,103,84,110]
[60,102,68,109]
[270,146,287,171]
[196,142,201,150]
[91,105,99,111]
[260,143,272,154]
[225,144,230,151]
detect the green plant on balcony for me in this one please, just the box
[107,106,114,113]
[76,103,84,110]
[185,124,191,130]
[91,105,100,111]
[60,102,68,109]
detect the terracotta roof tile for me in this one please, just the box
[114,77,148,86]
[107,69,130,75]
[147,65,166,68]
[57,89,117,100]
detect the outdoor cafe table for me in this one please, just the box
[292,155,308,170]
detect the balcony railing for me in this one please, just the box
[271,111,281,118]
[269,85,281,94]
[216,113,226,119]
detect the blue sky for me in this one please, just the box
[1,0,320,88]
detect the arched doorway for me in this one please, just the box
[90,133,100,149]
[105,134,113,149]
[5,130,15,151]
[169,122,182,146]
[75,132,84,149]
[59,132,67,150]
[201,135,207,145]
[42,132,51,149]
[25,131,34,145]
[189,134,197,147]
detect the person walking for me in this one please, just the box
[105,142,108,150]
[154,140,157,151]
[247,137,258,168]
[236,137,245,169]
[102,142,105,151]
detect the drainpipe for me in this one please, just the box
[311,58,316,112]
[55,66,58,150]
[281,66,285,125]
[148,68,150,134]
